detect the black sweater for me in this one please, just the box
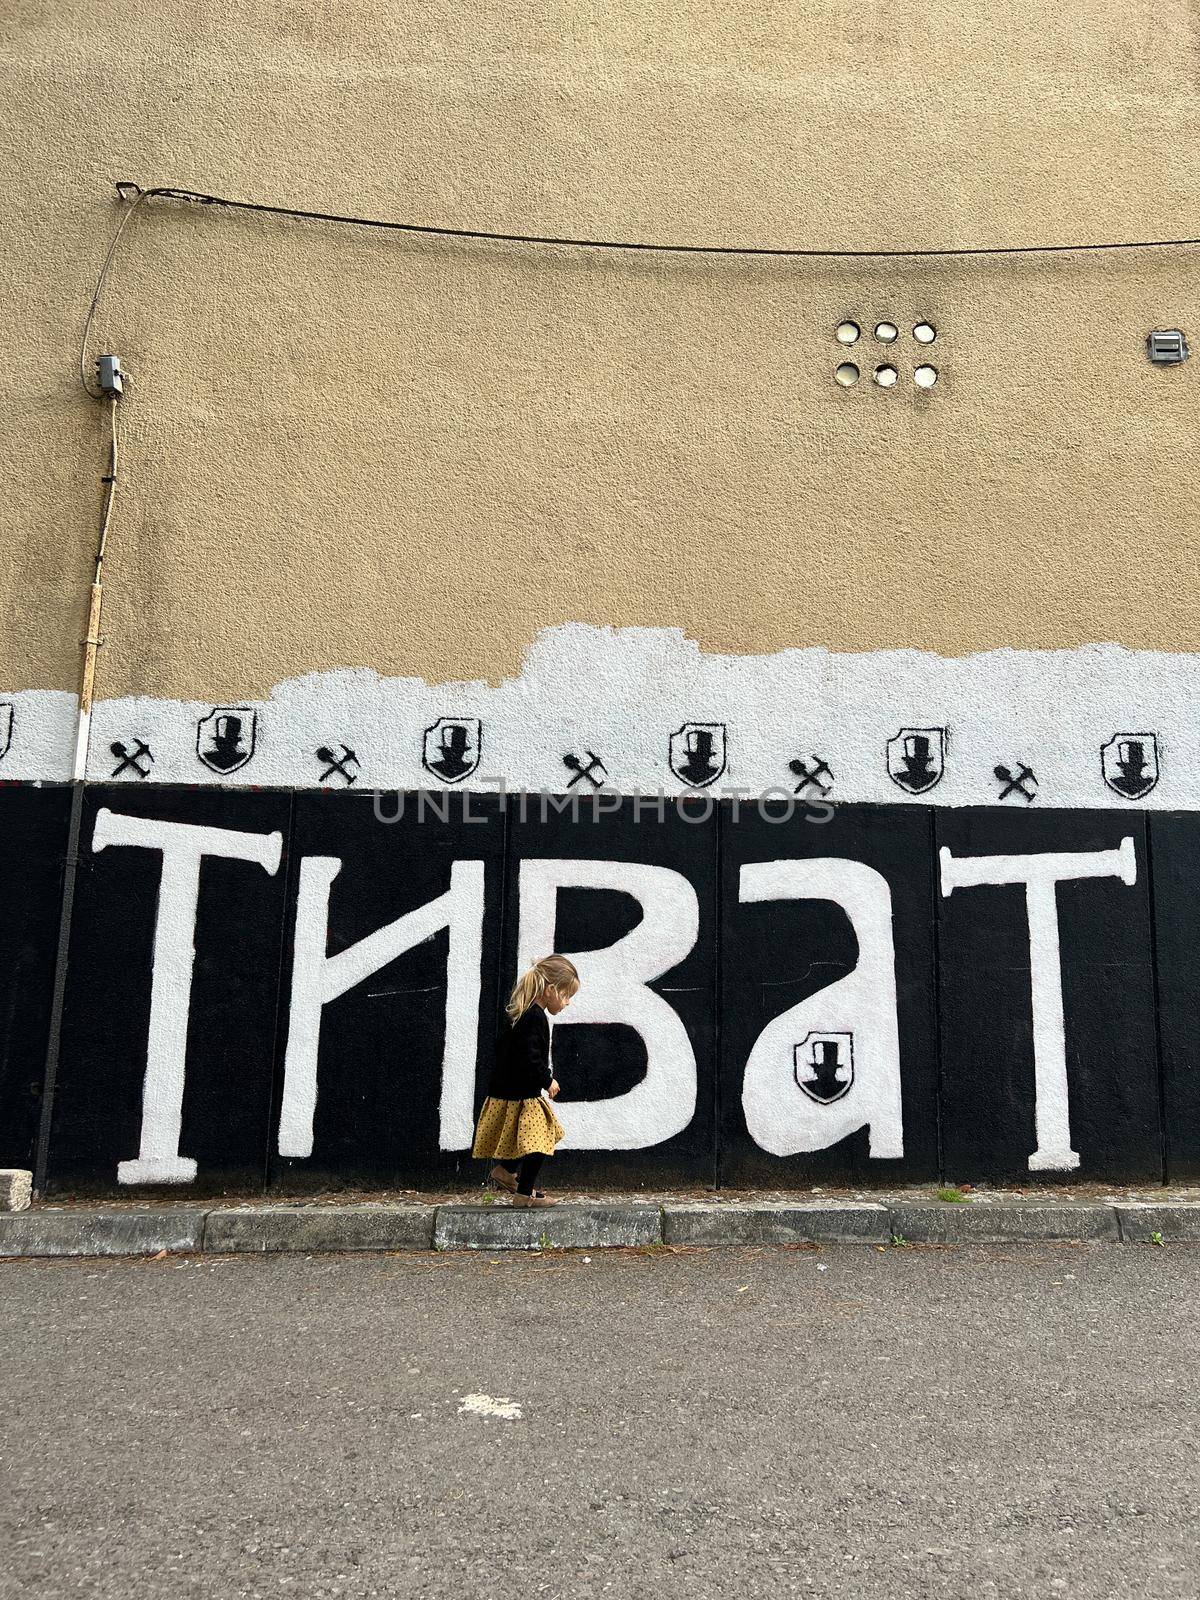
[487,1005,553,1100]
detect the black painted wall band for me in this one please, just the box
[1,783,1194,1194]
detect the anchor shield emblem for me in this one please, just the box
[793,1032,855,1105]
[669,723,727,788]
[886,727,944,794]
[423,717,481,783]
[1101,733,1159,800]
[197,707,257,774]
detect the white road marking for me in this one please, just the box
[457,1393,523,1420]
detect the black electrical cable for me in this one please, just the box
[81,178,1200,394]
[33,394,119,1196]
[79,187,155,395]
[121,180,1200,259]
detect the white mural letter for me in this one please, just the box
[740,859,904,1159]
[278,858,485,1157]
[517,859,699,1148]
[91,807,283,1184]
[939,837,1137,1171]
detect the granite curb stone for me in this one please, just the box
[1114,1203,1200,1241]
[663,1201,891,1245]
[0,1200,1188,1257]
[0,1169,32,1212]
[889,1202,1120,1243]
[204,1204,436,1253]
[0,1208,206,1257]
[434,1203,662,1251]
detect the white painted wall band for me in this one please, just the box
[4,628,1198,807]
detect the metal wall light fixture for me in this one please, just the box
[1147,329,1189,364]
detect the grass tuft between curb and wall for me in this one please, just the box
[4,1198,1200,1257]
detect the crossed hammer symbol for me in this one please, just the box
[789,755,833,796]
[317,743,359,784]
[563,750,607,790]
[995,762,1037,803]
[110,738,153,779]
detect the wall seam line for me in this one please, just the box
[712,800,725,1193]
[261,787,299,1195]
[1143,813,1169,1186]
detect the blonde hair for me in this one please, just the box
[507,954,580,1022]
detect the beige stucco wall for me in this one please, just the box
[2,1,1199,703]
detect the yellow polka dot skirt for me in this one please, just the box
[472,1096,565,1161]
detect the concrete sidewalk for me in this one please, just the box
[3,1191,1200,1256]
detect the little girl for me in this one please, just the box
[472,955,580,1207]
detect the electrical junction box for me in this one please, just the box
[96,354,124,394]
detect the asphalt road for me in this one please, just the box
[2,1243,1197,1599]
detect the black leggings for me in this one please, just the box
[498,1154,546,1195]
